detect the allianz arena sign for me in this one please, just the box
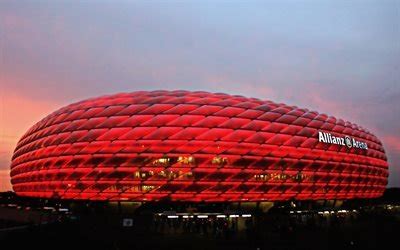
[318,131,368,150]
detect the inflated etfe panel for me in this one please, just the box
[10,90,388,201]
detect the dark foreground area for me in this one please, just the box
[1,209,399,250]
[1,189,399,250]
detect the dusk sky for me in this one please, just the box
[0,0,399,191]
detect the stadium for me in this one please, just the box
[10,90,388,202]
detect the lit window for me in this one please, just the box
[152,157,170,166]
[293,173,306,181]
[212,156,228,165]
[142,185,156,191]
[177,156,195,164]
[254,174,270,181]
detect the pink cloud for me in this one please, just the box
[0,87,62,191]
[382,135,400,153]
[0,170,11,191]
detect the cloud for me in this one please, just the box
[383,135,400,152]
[0,88,63,191]
[0,170,11,191]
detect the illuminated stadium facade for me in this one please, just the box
[10,90,388,202]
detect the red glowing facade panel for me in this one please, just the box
[10,90,388,201]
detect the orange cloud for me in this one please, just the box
[382,135,400,153]
[0,88,62,191]
[0,169,11,191]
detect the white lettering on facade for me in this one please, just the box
[318,131,368,150]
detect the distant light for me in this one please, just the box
[217,215,226,218]
[167,215,178,219]
[182,215,189,218]
[242,214,251,217]
[289,211,294,214]
[198,215,208,218]
[59,208,69,212]
[229,215,239,218]
[296,211,302,213]
[324,211,330,214]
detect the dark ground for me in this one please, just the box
[0,207,399,250]
[1,189,399,250]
